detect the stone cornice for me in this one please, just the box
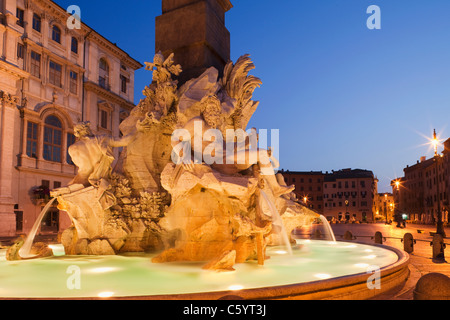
[15,164,76,178]
[84,81,136,110]
[86,33,143,70]
[217,0,233,12]
[0,59,29,79]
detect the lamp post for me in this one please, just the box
[392,179,402,227]
[384,194,388,224]
[432,129,446,237]
[345,199,349,222]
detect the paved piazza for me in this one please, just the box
[330,222,450,299]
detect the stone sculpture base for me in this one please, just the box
[57,185,165,255]
[152,163,317,270]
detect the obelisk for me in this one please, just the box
[155,0,233,85]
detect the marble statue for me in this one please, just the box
[34,52,318,270]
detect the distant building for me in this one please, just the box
[374,192,394,222]
[0,0,142,237]
[281,171,324,213]
[281,168,377,221]
[322,169,377,222]
[392,138,450,224]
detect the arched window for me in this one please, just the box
[71,37,78,54]
[52,25,61,43]
[99,58,109,89]
[43,115,62,162]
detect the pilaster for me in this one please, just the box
[0,90,18,236]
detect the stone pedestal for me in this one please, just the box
[156,0,232,85]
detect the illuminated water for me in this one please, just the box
[19,198,56,259]
[260,190,293,255]
[0,240,398,299]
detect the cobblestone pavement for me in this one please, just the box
[330,222,450,300]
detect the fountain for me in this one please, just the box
[0,2,409,298]
[0,51,410,300]
[18,198,56,259]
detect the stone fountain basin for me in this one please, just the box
[0,240,409,300]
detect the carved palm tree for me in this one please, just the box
[220,54,262,130]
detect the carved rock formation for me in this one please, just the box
[39,52,318,271]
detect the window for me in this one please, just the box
[17,43,24,59]
[120,75,128,93]
[69,71,78,94]
[99,58,109,89]
[71,37,78,54]
[49,60,62,87]
[99,58,108,71]
[66,133,76,165]
[15,210,23,232]
[43,115,62,163]
[26,122,38,158]
[32,14,41,32]
[30,51,41,78]
[52,25,61,43]
[41,180,50,189]
[16,8,24,27]
[100,109,108,129]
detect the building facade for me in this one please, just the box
[322,169,377,222]
[0,0,142,237]
[374,192,394,222]
[392,139,450,224]
[281,171,324,213]
[281,168,377,222]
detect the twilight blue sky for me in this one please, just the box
[55,0,450,192]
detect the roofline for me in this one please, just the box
[41,0,143,69]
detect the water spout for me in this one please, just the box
[319,215,336,242]
[260,190,293,256]
[19,198,57,259]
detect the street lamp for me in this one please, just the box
[345,200,349,222]
[431,129,446,237]
[392,179,402,227]
[384,194,388,224]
